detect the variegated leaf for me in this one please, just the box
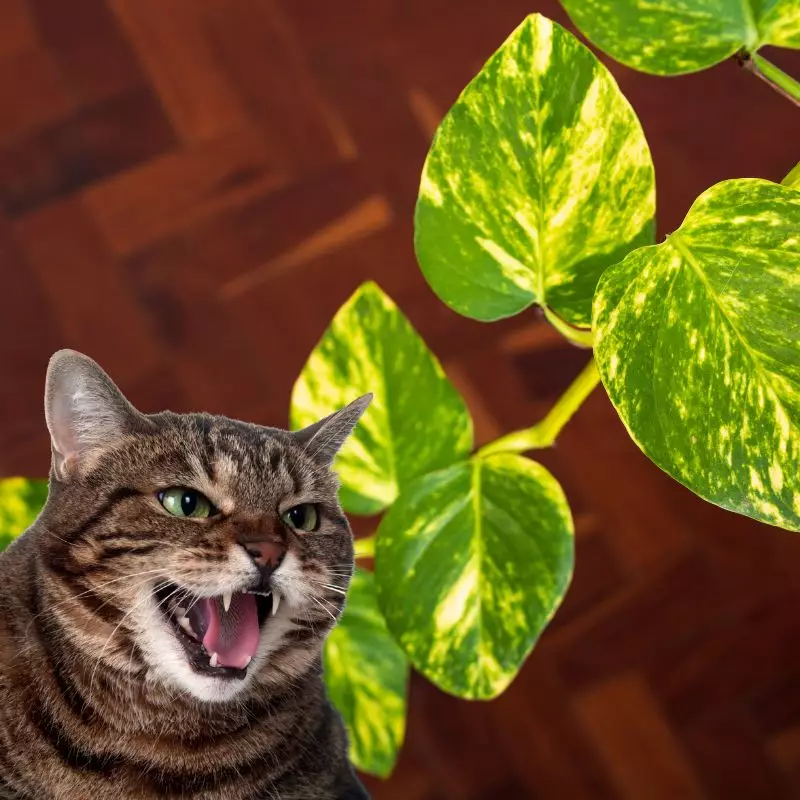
[414,13,654,326]
[324,569,408,777]
[561,0,800,75]
[290,282,473,515]
[375,454,574,699]
[594,179,800,530]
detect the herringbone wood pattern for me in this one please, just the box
[1,0,799,797]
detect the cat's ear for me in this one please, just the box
[45,350,146,479]
[292,394,372,467]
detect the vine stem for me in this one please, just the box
[543,306,594,348]
[736,51,800,107]
[477,357,601,458]
[353,359,601,552]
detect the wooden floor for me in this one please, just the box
[1,1,799,797]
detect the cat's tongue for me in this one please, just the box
[199,593,259,669]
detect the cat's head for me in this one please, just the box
[37,350,370,703]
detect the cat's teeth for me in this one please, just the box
[209,652,219,668]
[177,616,193,635]
[244,656,252,667]
[175,606,187,616]
[222,591,232,613]
[271,589,282,617]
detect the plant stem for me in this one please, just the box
[354,534,376,560]
[477,357,601,458]
[543,306,594,348]
[737,51,800,107]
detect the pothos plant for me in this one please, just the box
[1,1,799,780]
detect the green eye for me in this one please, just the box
[157,488,213,519]
[280,504,318,532]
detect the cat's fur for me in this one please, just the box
[0,350,372,799]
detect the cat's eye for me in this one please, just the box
[157,488,214,519]
[280,503,318,532]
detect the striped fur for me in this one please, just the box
[0,352,370,799]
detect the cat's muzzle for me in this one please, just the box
[154,584,279,680]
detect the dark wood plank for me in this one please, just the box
[0,47,71,144]
[0,85,176,215]
[111,0,250,143]
[28,0,143,106]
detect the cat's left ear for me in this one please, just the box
[45,349,149,480]
[292,394,372,467]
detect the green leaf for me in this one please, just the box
[414,13,654,327]
[375,454,574,699]
[561,0,800,75]
[594,178,800,530]
[784,162,800,189]
[290,282,473,515]
[0,478,48,551]
[324,569,408,777]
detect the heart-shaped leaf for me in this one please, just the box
[594,178,800,530]
[561,0,800,75]
[291,282,473,515]
[414,13,654,326]
[324,569,408,777]
[375,454,574,699]
[0,478,48,551]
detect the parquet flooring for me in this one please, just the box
[0,1,799,797]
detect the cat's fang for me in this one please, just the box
[222,591,232,613]
[209,652,219,668]
[177,616,195,636]
[271,590,281,617]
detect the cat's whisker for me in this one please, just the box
[308,579,347,596]
[317,595,342,615]
[301,608,320,638]
[308,595,338,623]
[86,589,159,709]
[20,568,173,647]
[41,529,72,546]
[154,584,187,615]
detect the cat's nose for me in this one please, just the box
[243,539,286,576]
[233,517,287,584]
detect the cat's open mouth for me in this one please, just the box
[154,585,278,680]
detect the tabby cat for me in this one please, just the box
[0,350,372,799]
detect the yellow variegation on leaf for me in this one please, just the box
[324,569,408,777]
[414,14,654,328]
[561,0,800,75]
[290,282,473,515]
[594,179,800,530]
[374,454,574,699]
[0,478,48,552]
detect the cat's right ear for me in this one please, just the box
[45,350,146,480]
[292,394,373,467]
